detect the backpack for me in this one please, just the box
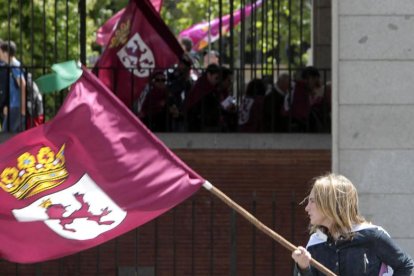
[26,72,44,118]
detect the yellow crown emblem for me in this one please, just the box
[0,144,68,200]
[109,20,131,48]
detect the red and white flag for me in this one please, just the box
[95,0,163,47]
[0,67,204,263]
[94,0,182,108]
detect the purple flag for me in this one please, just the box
[0,67,204,263]
[96,0,164,46]
[179,0,263,51]
[95,0,182,108]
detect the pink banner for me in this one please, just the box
[179,0,263,51]
[96,0,163,46]
[95,0,182,108]
[0,68,203,263]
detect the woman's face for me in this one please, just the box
[305,191,331,228]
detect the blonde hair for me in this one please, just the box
[308,173,366,239]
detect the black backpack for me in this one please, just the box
[26,72,44,117]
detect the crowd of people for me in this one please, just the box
[0,39,26,133]
[0,39,43,133]
[135,38,332,133]
[0,37,331,134]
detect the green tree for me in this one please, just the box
[0,0,126,118]
[0,0,310,69]
[0,0,310,118]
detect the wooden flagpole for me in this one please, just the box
[203,181,337,276]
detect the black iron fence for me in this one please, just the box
[0,0,330,134]
[10,65,330,134]
[0,193,303,276]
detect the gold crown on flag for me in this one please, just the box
[0,145,68,200]
[109,20,131,48]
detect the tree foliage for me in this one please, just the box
[0,0,128,117]
[0,0,310,70]
[161,0,312,69]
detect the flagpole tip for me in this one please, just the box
[202,181,213,190]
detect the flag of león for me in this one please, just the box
[0,64,203,263]
[95,0,164,47]
[94,0,182,108]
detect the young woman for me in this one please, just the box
[292,173,413,275]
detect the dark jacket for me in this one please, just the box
[0,62,8,110]
[294,225,414,276]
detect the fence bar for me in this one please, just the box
[31,0,34,66]
[260,0,265,76]
[299,0,304,67]
[77,252,81,276]
[276,0,281,74]
[191,198,196,275]
[54,0,58,62]
[154,219,159,276]
[115,238,119,276]
[291,192,296,245]
[272,192,276,276]
[42,0,46,68]
[210,196,215,276]
[229,0,234,70]
[252,192,257,276]
[79,0,86,65]
[135,227,139,273]
[58,258,63,276]
[230,209,237,276]
[173,208,177,276]
[251,0,257,80]
[18,0,23,62]
[65,0,69,60]
[36,263,42,276]
[96,245,100,275]
[218,0,223,66]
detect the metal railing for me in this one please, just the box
[0,0,326,134]
[0,193,303,276]
[0,64,331,133]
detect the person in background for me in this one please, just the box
[203,50,220,67]
[263,73,290,132]
[292,173,414,276]
[284,66,321,132]
[185,64,221,132]
[0,40,26,133]
[316,81,331,132]
[238,78,266,132]
[179,37,199,65]
[179,37,200,78]
[25,72,44,129]
[135,70,169,132]
[217,66,237,132]
[166,54,194,131]
[0,39,7,129]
